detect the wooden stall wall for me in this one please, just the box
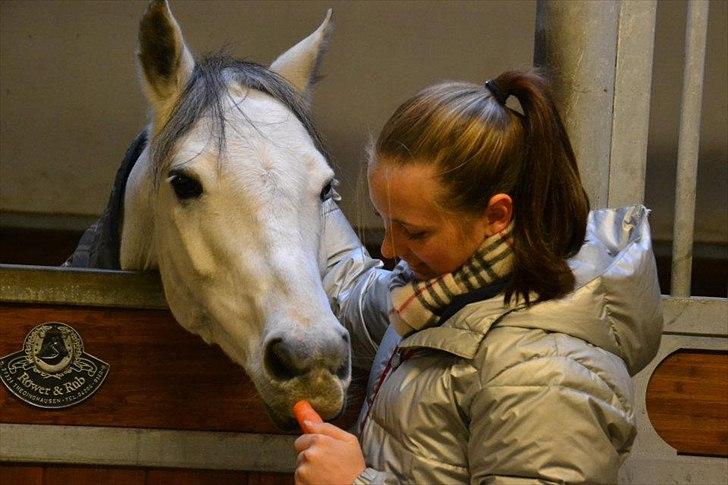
[0,303,363,433]
[1,464,293,485]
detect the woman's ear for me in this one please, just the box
[484,193,513,235]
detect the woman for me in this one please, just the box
[295,70,663,484]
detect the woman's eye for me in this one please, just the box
[169,171,203,200]
[403,226,428,240]
[407,231,428,241]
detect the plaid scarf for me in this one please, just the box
[389,223,514,337]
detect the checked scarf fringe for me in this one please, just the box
[389,223,514,337]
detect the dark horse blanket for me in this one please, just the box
[64,130,147,269]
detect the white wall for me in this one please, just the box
[0,0,725,244]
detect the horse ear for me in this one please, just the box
[137,0,195,123]
[269,9,333,106]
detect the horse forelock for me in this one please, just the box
[150,54,330,188]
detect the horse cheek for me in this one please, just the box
[164,206,217,279]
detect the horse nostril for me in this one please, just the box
[264,331,351,382]
[333,335,351,380]
[335,359,350,380]
[333,329,350,379]
[264,337,300,381]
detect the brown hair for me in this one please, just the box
[371,70,589,305]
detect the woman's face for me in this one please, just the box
[368,162,492,280]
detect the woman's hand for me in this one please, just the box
[294,421,366,485]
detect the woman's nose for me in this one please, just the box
[380,228,397,259]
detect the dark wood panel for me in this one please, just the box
[0,228,81,267]
[0,304,364,434]
[0,464,44,485]
[0,465,295,485]
[244,471,296,485]
[646,350,728,457]
[146,469,293,485]
[44,465,145,485]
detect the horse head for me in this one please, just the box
[120,0,348,427]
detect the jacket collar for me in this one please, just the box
[397,297,517,359]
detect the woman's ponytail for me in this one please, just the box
[495,70,590,304]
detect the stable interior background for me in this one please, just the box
[1,0,726,296]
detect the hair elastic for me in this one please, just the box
[485,79,509,105]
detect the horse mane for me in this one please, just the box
[151,54,330,187]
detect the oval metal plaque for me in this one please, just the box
[0,322,109,409]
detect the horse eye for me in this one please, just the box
[320,178,339,201]
[320,182,332,201]
[169,171,203,200]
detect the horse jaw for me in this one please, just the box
[120,142,158,272]
[120,137,213,341]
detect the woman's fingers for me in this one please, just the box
[296,450,307,466]
[304,421,357,442]
[293,431,366,485]
[294,433,319,452]
[294,422,357,453]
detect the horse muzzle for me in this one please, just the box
[259,325,351,421]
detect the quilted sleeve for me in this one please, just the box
[468,351,636,484]
[320,199,393,369]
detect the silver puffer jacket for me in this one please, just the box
[320,201,663,484]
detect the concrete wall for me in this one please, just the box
[0,0,725,244]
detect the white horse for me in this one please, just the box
[69,0,349,427]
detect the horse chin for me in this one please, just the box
[263,396,348,431]
[255,373,348,430]
[267,411,299,431]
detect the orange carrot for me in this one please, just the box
[293,400,323,433]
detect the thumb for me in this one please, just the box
[305,421,356,442]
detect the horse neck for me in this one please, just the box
[119,143,158,271]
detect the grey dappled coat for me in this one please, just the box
[320,201,663,484]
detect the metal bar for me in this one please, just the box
[1,423,296,472]
[533,0,620,209]
[608,0,657,207]
[671,0,710,297]
[0,264,167,309]
[662,295,728,336]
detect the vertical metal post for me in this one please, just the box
[534,0,657,209]
[534,0,619,209]
[671,0,710,297]
[608,1,657,208]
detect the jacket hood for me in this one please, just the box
[505,205,663,375]
[401,205,663,376]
